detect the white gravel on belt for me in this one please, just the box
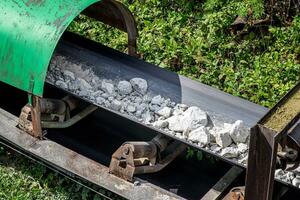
[47,54,300,186]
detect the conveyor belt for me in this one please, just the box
[47,32,269,166]
[1,74,300,200]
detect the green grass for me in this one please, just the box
[0,148,117,200]
[1,0,300,199]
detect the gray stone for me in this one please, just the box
[91,90,103,97]
[153,120,169,129]
[117,81,132,95]
[78,90,90,97]
[134,97,143,104]
[96,97,105,105]
[151,95,163,105]
[130,78,148,94]
[292,177,300,188]
[155,107,172,118]
[55,80,68,90]
[149,104,161,112]
[210,144,221,153]
[238,155,248,165]
[77,78,92,91]
[188,127,210,147]
[215,126,232,148]
[111,100,122,111]
[229,120,249,144]
[101,81,115,94]
[220,147,239,158]
[102,93,109,99]
[63,70,75,80]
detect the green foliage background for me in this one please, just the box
[69,0,300,108]
[1,0,300,199]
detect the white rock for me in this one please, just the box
[142,111,153,124]
[181,107,208,132]
[134,97,143,104]
[130,78,148,94]
[111,100,122,111]
[153,120,169,129]
[167,115,184,132]
[151,95,163,105]
[275,169,285,179]
[175,104,188,111]
[237,143,248,154]
[136,103,147,113]
[238,155,248,165]
[220,147,239,158]
[117,81,132,95]
[78,90,90,97]
[91,90,103,97]
[229,120,249,144]
[63,70,75,80]
[96,97,105,104]
[55,80,68,90]
[156,107,172,118]
[275,169,292,183]
[149,104,161,112]
[101,81,115,94]
[173,104,188,116]
[215,127,232,148]
[126,105,136,113]
[77,78,92,91]
[292,177,300,188]
[287,171,295,180]
[188,127,210,147]
[210,144,221,153]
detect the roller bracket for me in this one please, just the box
[18,95,96,137]
[109,135,186,181]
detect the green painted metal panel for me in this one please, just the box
[0,0,101,96]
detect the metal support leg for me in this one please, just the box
[244,125,283,200]
[18,95,43,138]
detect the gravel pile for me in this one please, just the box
[275,168,300,188]
[47,55,250,165]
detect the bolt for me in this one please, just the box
[123,147,130,156]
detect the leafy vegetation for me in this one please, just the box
[1,0,300,199]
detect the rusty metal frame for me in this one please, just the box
[84,0,139,57]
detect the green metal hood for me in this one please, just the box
[0,0,101,96]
